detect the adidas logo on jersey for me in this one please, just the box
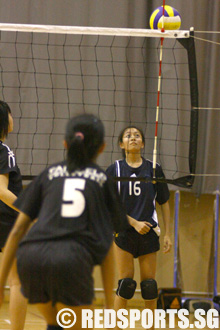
[130,173,137,177]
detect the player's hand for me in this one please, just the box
[163,235,172,253]
[133,221,152,235]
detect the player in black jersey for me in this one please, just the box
[0,114,129,330]
[0,101,27,330]
[106,126,172,329]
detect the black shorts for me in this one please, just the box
[115,227,160,258]
[17,240,95,306]
[0,214,16,249]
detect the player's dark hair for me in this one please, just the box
[65,114,104,172]
[0,101,11,139]
[118,126,145,158]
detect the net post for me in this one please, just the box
[213,190,219,297]
[173,190,180,288]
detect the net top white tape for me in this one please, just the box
[0,23,190,38]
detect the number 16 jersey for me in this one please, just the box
[106,158,170,226]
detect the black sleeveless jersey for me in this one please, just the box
[0,141,22,219]
[14,161,129,264]
[106,158,169,226]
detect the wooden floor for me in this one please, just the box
[0,301,219,329]
[0,302,46,329]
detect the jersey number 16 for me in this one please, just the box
[129,181,141,196]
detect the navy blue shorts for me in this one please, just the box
[0,214,16,249]
[17,240,95,306]
[115,227,160,258]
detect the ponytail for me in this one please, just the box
[67,134,89,172]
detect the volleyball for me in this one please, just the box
[150,6,181,30]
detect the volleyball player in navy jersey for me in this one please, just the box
[106,126,172,329]
[0,114,129,330]
[0,101,27,330]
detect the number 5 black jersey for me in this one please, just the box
[106,158,170,226]
[14,161,129,265]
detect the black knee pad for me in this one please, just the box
[116,278,137,300]
[140,278,158,300]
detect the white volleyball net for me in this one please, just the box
[0,24,198,187]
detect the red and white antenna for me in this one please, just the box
[153,0,166,178]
